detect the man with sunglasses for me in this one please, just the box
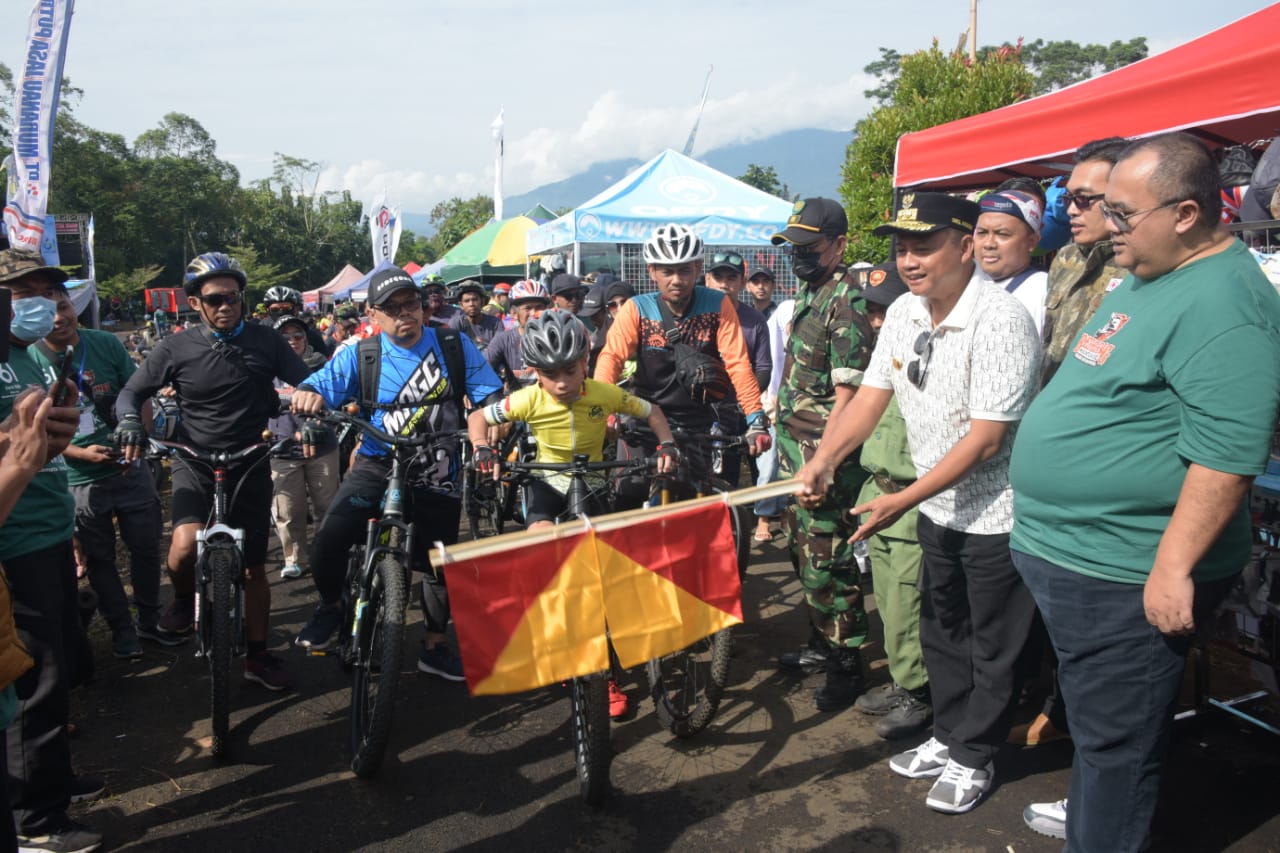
[1040,137,1131,385]
[550,273,588,314]
[290,267,503,679]
[115,252,313,691]
[796,193,1041,814]
[1011,133,1280,851]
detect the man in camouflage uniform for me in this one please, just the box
[1040,137,1130,386]
[771,198,875,711]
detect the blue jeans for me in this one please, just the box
[1011,550,1235,853]
[753,426,787,519]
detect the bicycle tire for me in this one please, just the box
[646,627,733,738]
[205,543,238,759]
[569,673,611,805]
[349,554,407,777]
[335,546,365,671]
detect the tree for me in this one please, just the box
[737,164,792,199]
[862,48,904,107]
[97,264,162,303]
[395,231,435,267]
[428,195,494,258]
[1011,37,1148,94]
[841,42,1035,263]
[226,243,296,307]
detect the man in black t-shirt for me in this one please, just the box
[116,252,311,691]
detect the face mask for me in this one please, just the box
[791,247,832,283]
[10,295,57,342]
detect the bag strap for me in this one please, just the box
[435,327,468,422]
[654,296,683,345]
[357,335,382,417]
[1003,268,1037,295]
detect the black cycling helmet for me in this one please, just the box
[184,252,246,295]
[521,309,591,371]
[272,314,307,333]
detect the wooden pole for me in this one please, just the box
[968,0,978,63]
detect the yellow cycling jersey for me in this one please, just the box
[482,378,651,467]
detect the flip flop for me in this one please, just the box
[753,531,774,543]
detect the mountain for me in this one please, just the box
[400,128,851,235]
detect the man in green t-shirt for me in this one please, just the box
[33,290,182,660]
[1009,133,1280,852]
[0,249,102,851]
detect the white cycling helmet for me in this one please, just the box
[643,223,703,264]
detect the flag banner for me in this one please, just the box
[85,214,95,281]
[368,191,401,266]
[444,494,753,696]
[491,108,505,221]
[4,0,76,252]
[681,65,714,158]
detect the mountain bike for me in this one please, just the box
[312,407,461,777]
[147,435,290,759]
[460,422,531,540]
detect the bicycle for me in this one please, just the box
[460,422,531,540]
[497,453,650,805]
[312,407,462,777]
[147,434,290,759]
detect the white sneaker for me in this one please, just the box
[926,758,994,814]
[888,736,949,779]
[1023,798,1067,839]
[280,564,304,579]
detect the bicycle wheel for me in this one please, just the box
[204,542,239,759]
[334,546,365,672]
[646,627,733,738]
[349,554,407,777]
[569,673,611,805]
[465,471,506,540]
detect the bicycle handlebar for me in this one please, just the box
[503,456,651,475]
[315,407,464,451]
[148,437,286,467]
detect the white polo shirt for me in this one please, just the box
[985,268,1048,337]
[864,270,1041,534]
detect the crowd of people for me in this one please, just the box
[0,130,1276,853]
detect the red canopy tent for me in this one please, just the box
[894,5,1280,190]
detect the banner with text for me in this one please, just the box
[4,0,76,252]
[368,191,402,266]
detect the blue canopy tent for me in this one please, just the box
[525,149,796,290]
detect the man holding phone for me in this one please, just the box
[32,288,178,660]
[0,249,103,852]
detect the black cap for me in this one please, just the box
[706,251,746,275]
[771,198,848,246]
[873,192,980,237]
[604,280,635,303]
[455,279,486,299]
[365,266,418,307]
[551,273,584,296]
[578,282,607,316]
[860,263,909,307]
[748,267,776,282]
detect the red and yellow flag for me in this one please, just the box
[444,498,743,696]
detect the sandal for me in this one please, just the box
[752,530,774,543]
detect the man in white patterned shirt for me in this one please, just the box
[798,192,1041,816]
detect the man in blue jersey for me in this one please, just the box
[291,266,503,680]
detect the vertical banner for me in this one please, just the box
[4,0,76,252]
[491,108,505,221]
[85,214,95,281]
[368,190,401,266]
[681,65,713,158]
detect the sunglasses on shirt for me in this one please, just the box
[906,331,933,389]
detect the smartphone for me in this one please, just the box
[51,345,76,406]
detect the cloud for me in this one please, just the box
[321,74,875,214]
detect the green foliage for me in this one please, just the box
[429,196,494,258]
[395,230,435,267]
[841,42,1035,264]
[1008,38,1148,94]
[97,264,162,302]
[737,163,792,199]
[225,243,296,305]
[863,48,903,107]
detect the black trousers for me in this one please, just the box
[310,457,461,635]
[917,514,1036,768]
[4,540,82,834]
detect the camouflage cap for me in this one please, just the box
[0,249,70,285]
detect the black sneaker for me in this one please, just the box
[417,643,465,682]
[137,623,189,647]
[814,648,866,712]
[294,603,343,651]
[778,644,830,674]
[16,817,102,853]
[855,681,906,716]
[875,688,933,740]
[68,775,105,804]
[156,597,194,636]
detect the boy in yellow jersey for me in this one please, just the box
[468,309,680,717]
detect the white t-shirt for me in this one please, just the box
[984,268,1048,337]
[864,271,1041,534]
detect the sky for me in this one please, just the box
[4,0,1276,215]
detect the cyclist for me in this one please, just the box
[264,285,331,355]
[290,266,504,681]
[452,280,505,352]
[467,309,680,716]
[594,223,771,492]
[114,252,314,691]
[486,279,551,391]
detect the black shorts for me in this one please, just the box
[522,477,612,525]
[170,455,273,566]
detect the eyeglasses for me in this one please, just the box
[198,292,241,308]
[709,252,744,268]
[1064,191,1105,211]
[906,331,933,389]
[607,299,628,309]
[375,298,422,317]
[1099,200,1181,234]
[557,290,585,301]
[281,331,306,342]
